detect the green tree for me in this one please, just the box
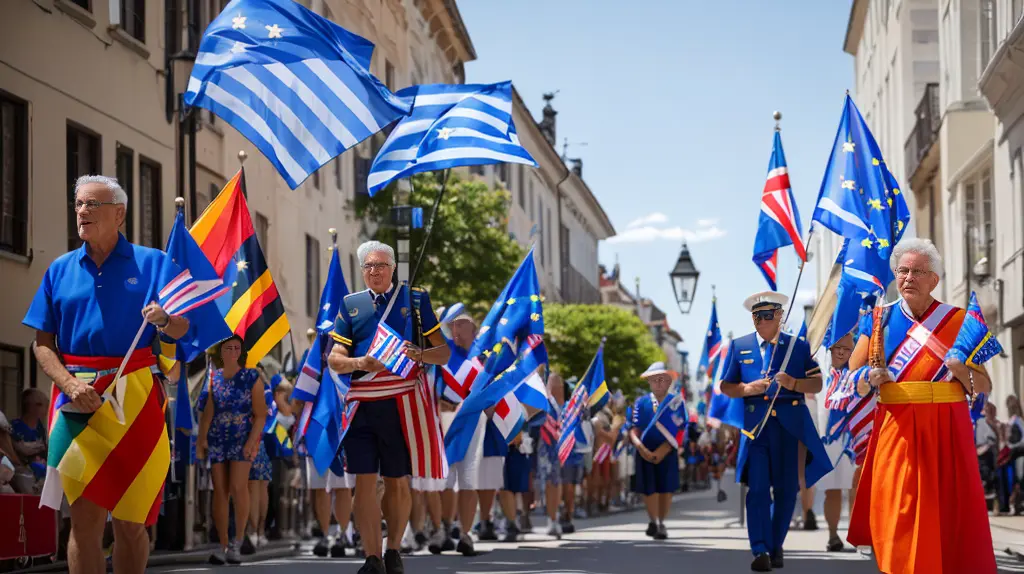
[354,172,525,316]
[544,304,665,399]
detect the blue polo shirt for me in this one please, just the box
[23,233,178,357]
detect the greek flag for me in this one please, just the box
[184,0,410,189]
[367,82,538,195]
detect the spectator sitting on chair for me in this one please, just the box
[11,388,49,490]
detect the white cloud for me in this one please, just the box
[696,218,719,228]
[607,224,727,245]
[625,212,669,229]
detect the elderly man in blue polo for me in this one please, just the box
[23,175,190,574]
[719,291,831,572]
[629,361,681,540]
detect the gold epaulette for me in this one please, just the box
[331,333,353,346]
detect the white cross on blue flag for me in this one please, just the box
[367,82,538,195]
[184,0,410,189]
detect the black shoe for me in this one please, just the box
[645,521,657,537]
[826,535,844,552]
[383,549,404,574]
[456,534,478,557]
[442,536,455,552]
[478,520,498,541]
[717,489,728,503]
[503,522,520,542]
[450,524,462,541]
[313,536,330,557]
[654,522,668,540]
[330,540,346,558]
[561,521,575,534]
[240,535,256,555]
[414,531,428,549]
[803,510,818,531]
[770,548,784,569]
[751,552,773,572]
[357,556,386,574]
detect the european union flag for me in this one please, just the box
[294,242,350,403]
[824,237,891,349]
[162,208,233,361]
[445,248,545,465]
[470,247,545,383]
[812,94,911,257]
[184,0,410,189]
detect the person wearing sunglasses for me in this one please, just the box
[719,291,830,572]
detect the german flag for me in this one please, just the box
[190,169,290,367]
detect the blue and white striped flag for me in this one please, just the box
[367,82,538,195]
[184,0,411,189]
[368,322,418,379]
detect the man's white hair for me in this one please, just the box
[891,237,943,273]
[357,240,395,266]
[74,175,128,206]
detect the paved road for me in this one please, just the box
[150,478,1024,574]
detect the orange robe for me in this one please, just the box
[846,299,996,574]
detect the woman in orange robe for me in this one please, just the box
[846,238,996,574]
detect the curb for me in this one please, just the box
[16,540,300,573]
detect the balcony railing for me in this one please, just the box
[904,83,940,180]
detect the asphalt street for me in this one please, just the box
[147,477,1024,574]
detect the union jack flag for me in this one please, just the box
[753,130,805,290]
[557,383,589,464]
[368,321,418,379]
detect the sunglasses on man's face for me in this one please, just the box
[752,309,778,322]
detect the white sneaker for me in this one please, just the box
[546,520,562,539]
[248,533,259,549]
[257,534,269,547]
[226,540,242,564]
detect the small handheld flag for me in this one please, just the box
[368,322,418,379]
[946,291,1004,367]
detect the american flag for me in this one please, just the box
[368,321,418,379]
[158,269,231,316]
[541,396,560,446]
[752,130,805,290]
[557,383,589,464]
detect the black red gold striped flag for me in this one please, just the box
[190,168,290,367]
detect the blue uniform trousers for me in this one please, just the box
[745,416,799,557]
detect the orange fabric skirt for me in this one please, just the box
[847,400,996,574]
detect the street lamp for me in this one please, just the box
[669,242,700,314]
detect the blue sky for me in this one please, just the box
[455,0,854,373]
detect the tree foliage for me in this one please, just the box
[543,304,665,399]
[354,172,525,317]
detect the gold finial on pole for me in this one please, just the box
[328,227,338,250]
[238,150,248,165]
[174,197,186,209]
[773,111,782,131]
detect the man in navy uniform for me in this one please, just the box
[327,241,450,574]
[720,291,831,572]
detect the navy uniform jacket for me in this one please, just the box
[330,284,440,364]
[721,331,833,487]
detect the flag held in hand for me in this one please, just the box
[946,291,1003,367]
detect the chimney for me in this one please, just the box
[570,158,583,177]
[539,92,557,147]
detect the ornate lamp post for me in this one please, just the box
[669,242,700,314]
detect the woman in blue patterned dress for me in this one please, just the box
[196,336,268,565]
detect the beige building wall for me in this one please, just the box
[977,1,1024,405]
[0,0,474,409]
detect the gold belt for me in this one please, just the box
[878,381,965,405]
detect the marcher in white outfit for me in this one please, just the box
[815,333,857,552]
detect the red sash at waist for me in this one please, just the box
[63,349,157,396]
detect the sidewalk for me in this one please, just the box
[17,540,299,573]
[991,514,1024,534]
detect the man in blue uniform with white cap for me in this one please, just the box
[720,291,832,572]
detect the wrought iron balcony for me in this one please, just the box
[904,83,940,181]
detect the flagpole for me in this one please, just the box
[409,168,452,288]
